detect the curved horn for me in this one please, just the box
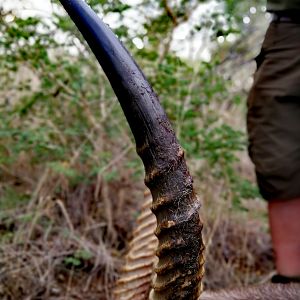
[58,1,205,299]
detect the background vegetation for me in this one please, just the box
[0,0,274,299]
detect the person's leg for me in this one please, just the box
[247,22,300,280]
[268,198,300,277]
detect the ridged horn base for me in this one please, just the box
[114,191,158,300]
[145,146,205,300]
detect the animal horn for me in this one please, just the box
[58,1,205,299]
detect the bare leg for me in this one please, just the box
[268,198,300,277]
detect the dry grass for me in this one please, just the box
[197,151,275,290]
[0,163,146,300]
[0,147,276,300]
[0,122,275,300]
[204,215,274,290]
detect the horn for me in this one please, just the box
[58,1,205,299]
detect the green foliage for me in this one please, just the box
[0,0,263,220]
[63,249,94,268]
[232,178,260,210]
[0,187,30,210]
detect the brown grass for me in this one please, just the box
[204,215,274,290]
[0,163,146,300]
[0,134,274,300]
[0,137,276,300]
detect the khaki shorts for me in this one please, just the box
[247,21,300,201]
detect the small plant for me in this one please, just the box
[64,249,94,268]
